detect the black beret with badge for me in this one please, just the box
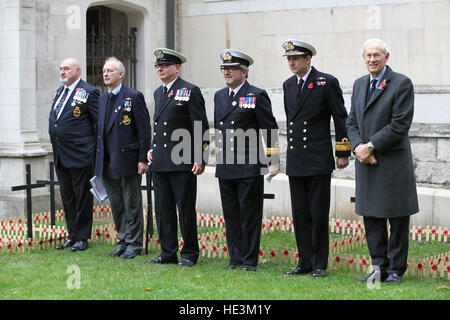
[282,39,317,57]
[153,48,187,66]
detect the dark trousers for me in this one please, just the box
[102,163,143,252]
[289,174,331,270]
[153,171,199,262]
[219,176,264,267]
[55,164,93,241]
[363,215,410,276]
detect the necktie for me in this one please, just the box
[161,86,168,104]
[54,87,69,117]
[297,79,304,96]
[229,90,235,101]
[104,92,115,131]
[368,79,377,100]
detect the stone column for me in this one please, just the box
[0,0,49,219]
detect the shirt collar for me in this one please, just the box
[109,82,122,95]
[297,67,312,84]
[164,77,178,91]
[370,66,387,86]
[229,80,246,96]
[65,77,81,92]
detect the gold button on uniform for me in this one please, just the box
[289,138,293,142]
[304,121,307,125]
[303,137,307,141]
[290,122,293,126]
[303,129,307,133]
[290,146,294,150]
[303,145,307,149]
[289,130,293,133]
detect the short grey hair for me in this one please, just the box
[105,56,126,76]
[363,39,389,56]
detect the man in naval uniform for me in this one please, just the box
[214,49,280,271]
[147,48,209,267]
[94,57,151,259]
[281,40,350,278]
[49,58,99,252]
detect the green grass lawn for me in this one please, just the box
[0,229,449,300]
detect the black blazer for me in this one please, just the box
[150,77,210,172]
[214,81,278,180]
[283,67,350,177]
[94,85,151,179]
[48,79,99,168]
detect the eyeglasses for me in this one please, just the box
[220,66,241,73]
[154,63,175,69]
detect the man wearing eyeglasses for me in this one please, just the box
[214,49,279,272]
[147,48,209,267]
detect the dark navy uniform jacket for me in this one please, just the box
[94,85,151,179]
[151,77,209,172]
[214,81,279,180]
[283,67,350,177]
[49,79,99,168]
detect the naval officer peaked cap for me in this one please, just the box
[282,39,317,57]
[220,49,254,68]
[154,48,187,65]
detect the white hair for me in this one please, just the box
[105,56,126,76]
[363,39,389,56]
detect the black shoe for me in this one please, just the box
[108,246,127,257]
[147,256,178,264]
[242,265,257,272]
[178,258,196,267]
[358,269,388,283]
[222,264,241,270]
[284,267,312,276]
[55,239,75,250]
[311,268,327,277]
[384,273,402,284]
[119,249,141,259]
[71,240,88,252]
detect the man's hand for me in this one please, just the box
[354,142,377,165]
[336,157,349,169]
[268,163,280,176]
[138,162,148,175]
[192,163,205,175]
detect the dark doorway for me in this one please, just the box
[86,5,137,93]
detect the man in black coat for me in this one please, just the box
[347,39,419,284]
[147,48,210,267]
[214,49,280,271]
[94,57,151,259]
[49,58,99,252]
[281,40,350,277]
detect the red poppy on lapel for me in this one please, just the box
[308,83,314,89]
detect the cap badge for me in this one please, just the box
[157,50,164,59]
[286,42,295,51]
[224,52,232,61]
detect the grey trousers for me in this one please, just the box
[103,164,143,251]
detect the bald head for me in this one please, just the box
[59,58,81,86]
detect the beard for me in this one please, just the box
[60,76,68,85]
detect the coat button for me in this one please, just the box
[231,121,235,125]
[97,149,100,152]
[164,144,167,147]
[304,121,307,125]
[289,138,293,142]
[121,149,125,152]
[290,146,294,150]
[164,122,167,125]
[290,121,293,126]
[304,145,307,149]
[289,130,293,134]
[220,121,223,125]
[164,132,167,136]
[153,144,156,147]
[155,122,157,125]
[303,137,307,141]
[303,129,307,133]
